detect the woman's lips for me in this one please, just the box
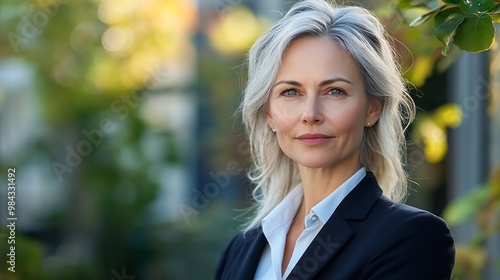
[296,134,333,145]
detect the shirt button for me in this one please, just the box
[311,214,318,223]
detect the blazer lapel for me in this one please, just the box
[286,172,383,280]
[237,228,268,280]
[286,210,353,280]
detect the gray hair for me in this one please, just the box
[240,0,416,231]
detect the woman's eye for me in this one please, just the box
[281,89,299,96]
[328,88,344,96]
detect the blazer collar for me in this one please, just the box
[338,171,383,220]
[286,172,383,280]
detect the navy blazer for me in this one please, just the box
[215,172,455,280]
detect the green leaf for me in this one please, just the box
[442,185,489,227]
[492,14,500,22]
[460,0,496,13]
[434,10,465,55]
[434,7,463,26]
[489,4,500,13]
[454,14,495,53]
[410,4,446,26]
[443,0,460,4]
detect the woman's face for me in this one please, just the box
[267,36,380,170]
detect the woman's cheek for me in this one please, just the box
[279,103,303,123]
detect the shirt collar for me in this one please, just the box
[260,167,366,234]
[261,184,303,235]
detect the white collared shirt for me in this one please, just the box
[253,168,366,280]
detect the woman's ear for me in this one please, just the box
[266,111,276,131]
[366,99,382,126]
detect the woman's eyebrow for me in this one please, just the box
[272,77,353,88]
[272,80,301,88]
[319,78,353,86]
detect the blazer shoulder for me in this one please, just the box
[374,195,449,226]
[216,226,262,260]
[214,227,266,280]
[363,197,455,279]
[226,226,263,249]
[365,195,454,257]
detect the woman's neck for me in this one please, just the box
[297,163,362,218]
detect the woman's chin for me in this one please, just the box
[295,159,336,169]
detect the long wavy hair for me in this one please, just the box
[239,0,416,231]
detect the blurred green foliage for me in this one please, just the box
[0,0,240,279]
[0,203,239,279]
[0,0,498,279]
[395,0,500,278]
[398,0,500,54]
[442,167,500,279]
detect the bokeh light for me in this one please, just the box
[208,6,270,54]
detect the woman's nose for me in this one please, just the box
[301,95,324,124]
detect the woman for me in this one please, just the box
[215,0,455,279]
